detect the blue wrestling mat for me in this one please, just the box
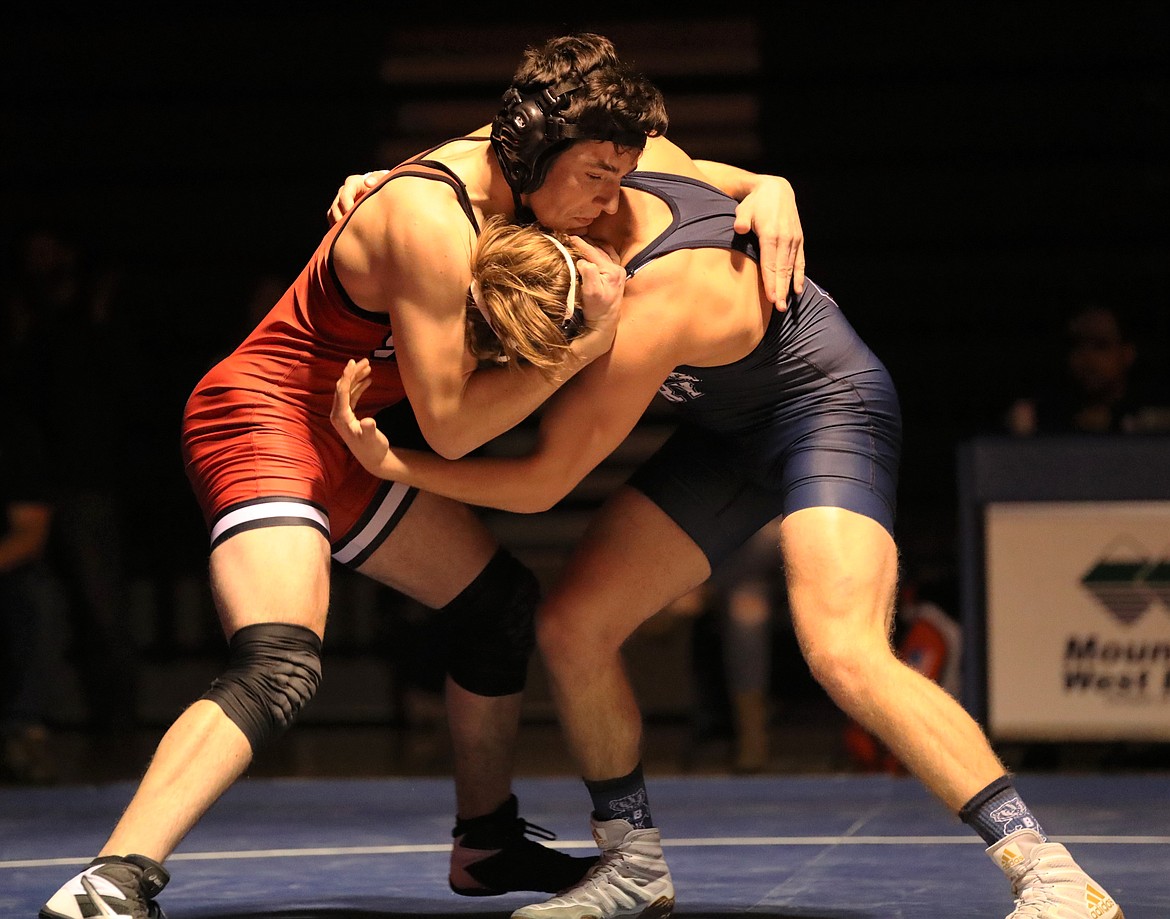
[3,774,1166,918]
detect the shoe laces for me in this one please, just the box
[1008,887,1057,919]
[81,868,155,919]
[511,817,559,844]
[564,846,661,910]
[1007,852,1071,918]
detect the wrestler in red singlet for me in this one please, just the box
[182,155,478,564]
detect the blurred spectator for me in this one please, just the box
[0,404,56,783]
[687,525,788,773]
[708,527,784,773]
[2,225,138,734]
[1006,301,1170,436]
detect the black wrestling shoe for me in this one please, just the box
[450,794,598,896]
[39,854,169,919]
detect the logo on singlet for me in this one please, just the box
[658,371,704,403]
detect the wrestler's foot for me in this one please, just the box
[510,816,674,919]
[40,854,169,919]
[450,794,598,896]
[989,828,1124,918]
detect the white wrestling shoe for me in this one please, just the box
[511,816,675,919]
[40,854,170,919]
[989,828,1124,919]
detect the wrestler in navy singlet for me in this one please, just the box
[620,172,902,566]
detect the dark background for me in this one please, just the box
[2,2,1167,607]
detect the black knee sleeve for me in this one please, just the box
[201,622,322,753]
[442,548,539,697]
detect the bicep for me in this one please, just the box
[390,280,474,415]
[371,203,476,427]
[336,180,475,408]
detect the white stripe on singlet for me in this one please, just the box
[330,481,414,565]
[210,500,330,547]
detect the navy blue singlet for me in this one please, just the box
[619,172,903,566]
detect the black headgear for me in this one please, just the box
[490,80,646,196]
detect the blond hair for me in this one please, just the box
[466,215,584,375]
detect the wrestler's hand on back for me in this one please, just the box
[689,155,806,309]
[732,174,805,309]
[327,171,388,226]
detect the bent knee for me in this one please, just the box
[202,622,323,752]
[442,547,540,697]
[802,629,899,700]
[536,600,619,669]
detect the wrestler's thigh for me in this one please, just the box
[356,490,499,609]
[209,524,333,639]
[545,487,712,640]
[780,506,899,650]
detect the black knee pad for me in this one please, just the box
[201,622,322,752]
[442,548,540,697]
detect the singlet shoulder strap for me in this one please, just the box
[621,170,758,276]
[343,136,490,234]
[325,139,488,314]
[381,156,481,234]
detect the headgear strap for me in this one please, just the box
[541,233,579,320]
[468,235,577,363]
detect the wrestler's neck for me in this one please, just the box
[426,129,515,223]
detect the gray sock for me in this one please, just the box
[585,762,653,829]
[959,775,1047,845]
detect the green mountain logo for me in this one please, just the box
[1081,540,1170,624]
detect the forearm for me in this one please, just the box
[409,249,620,458]
[421,343,598,458]
[373,447,564,513]
[696,160,797,204]
[694,160,768,200]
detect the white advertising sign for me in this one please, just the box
[985,501,1170,741]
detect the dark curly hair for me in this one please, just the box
[491,33,669,195]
